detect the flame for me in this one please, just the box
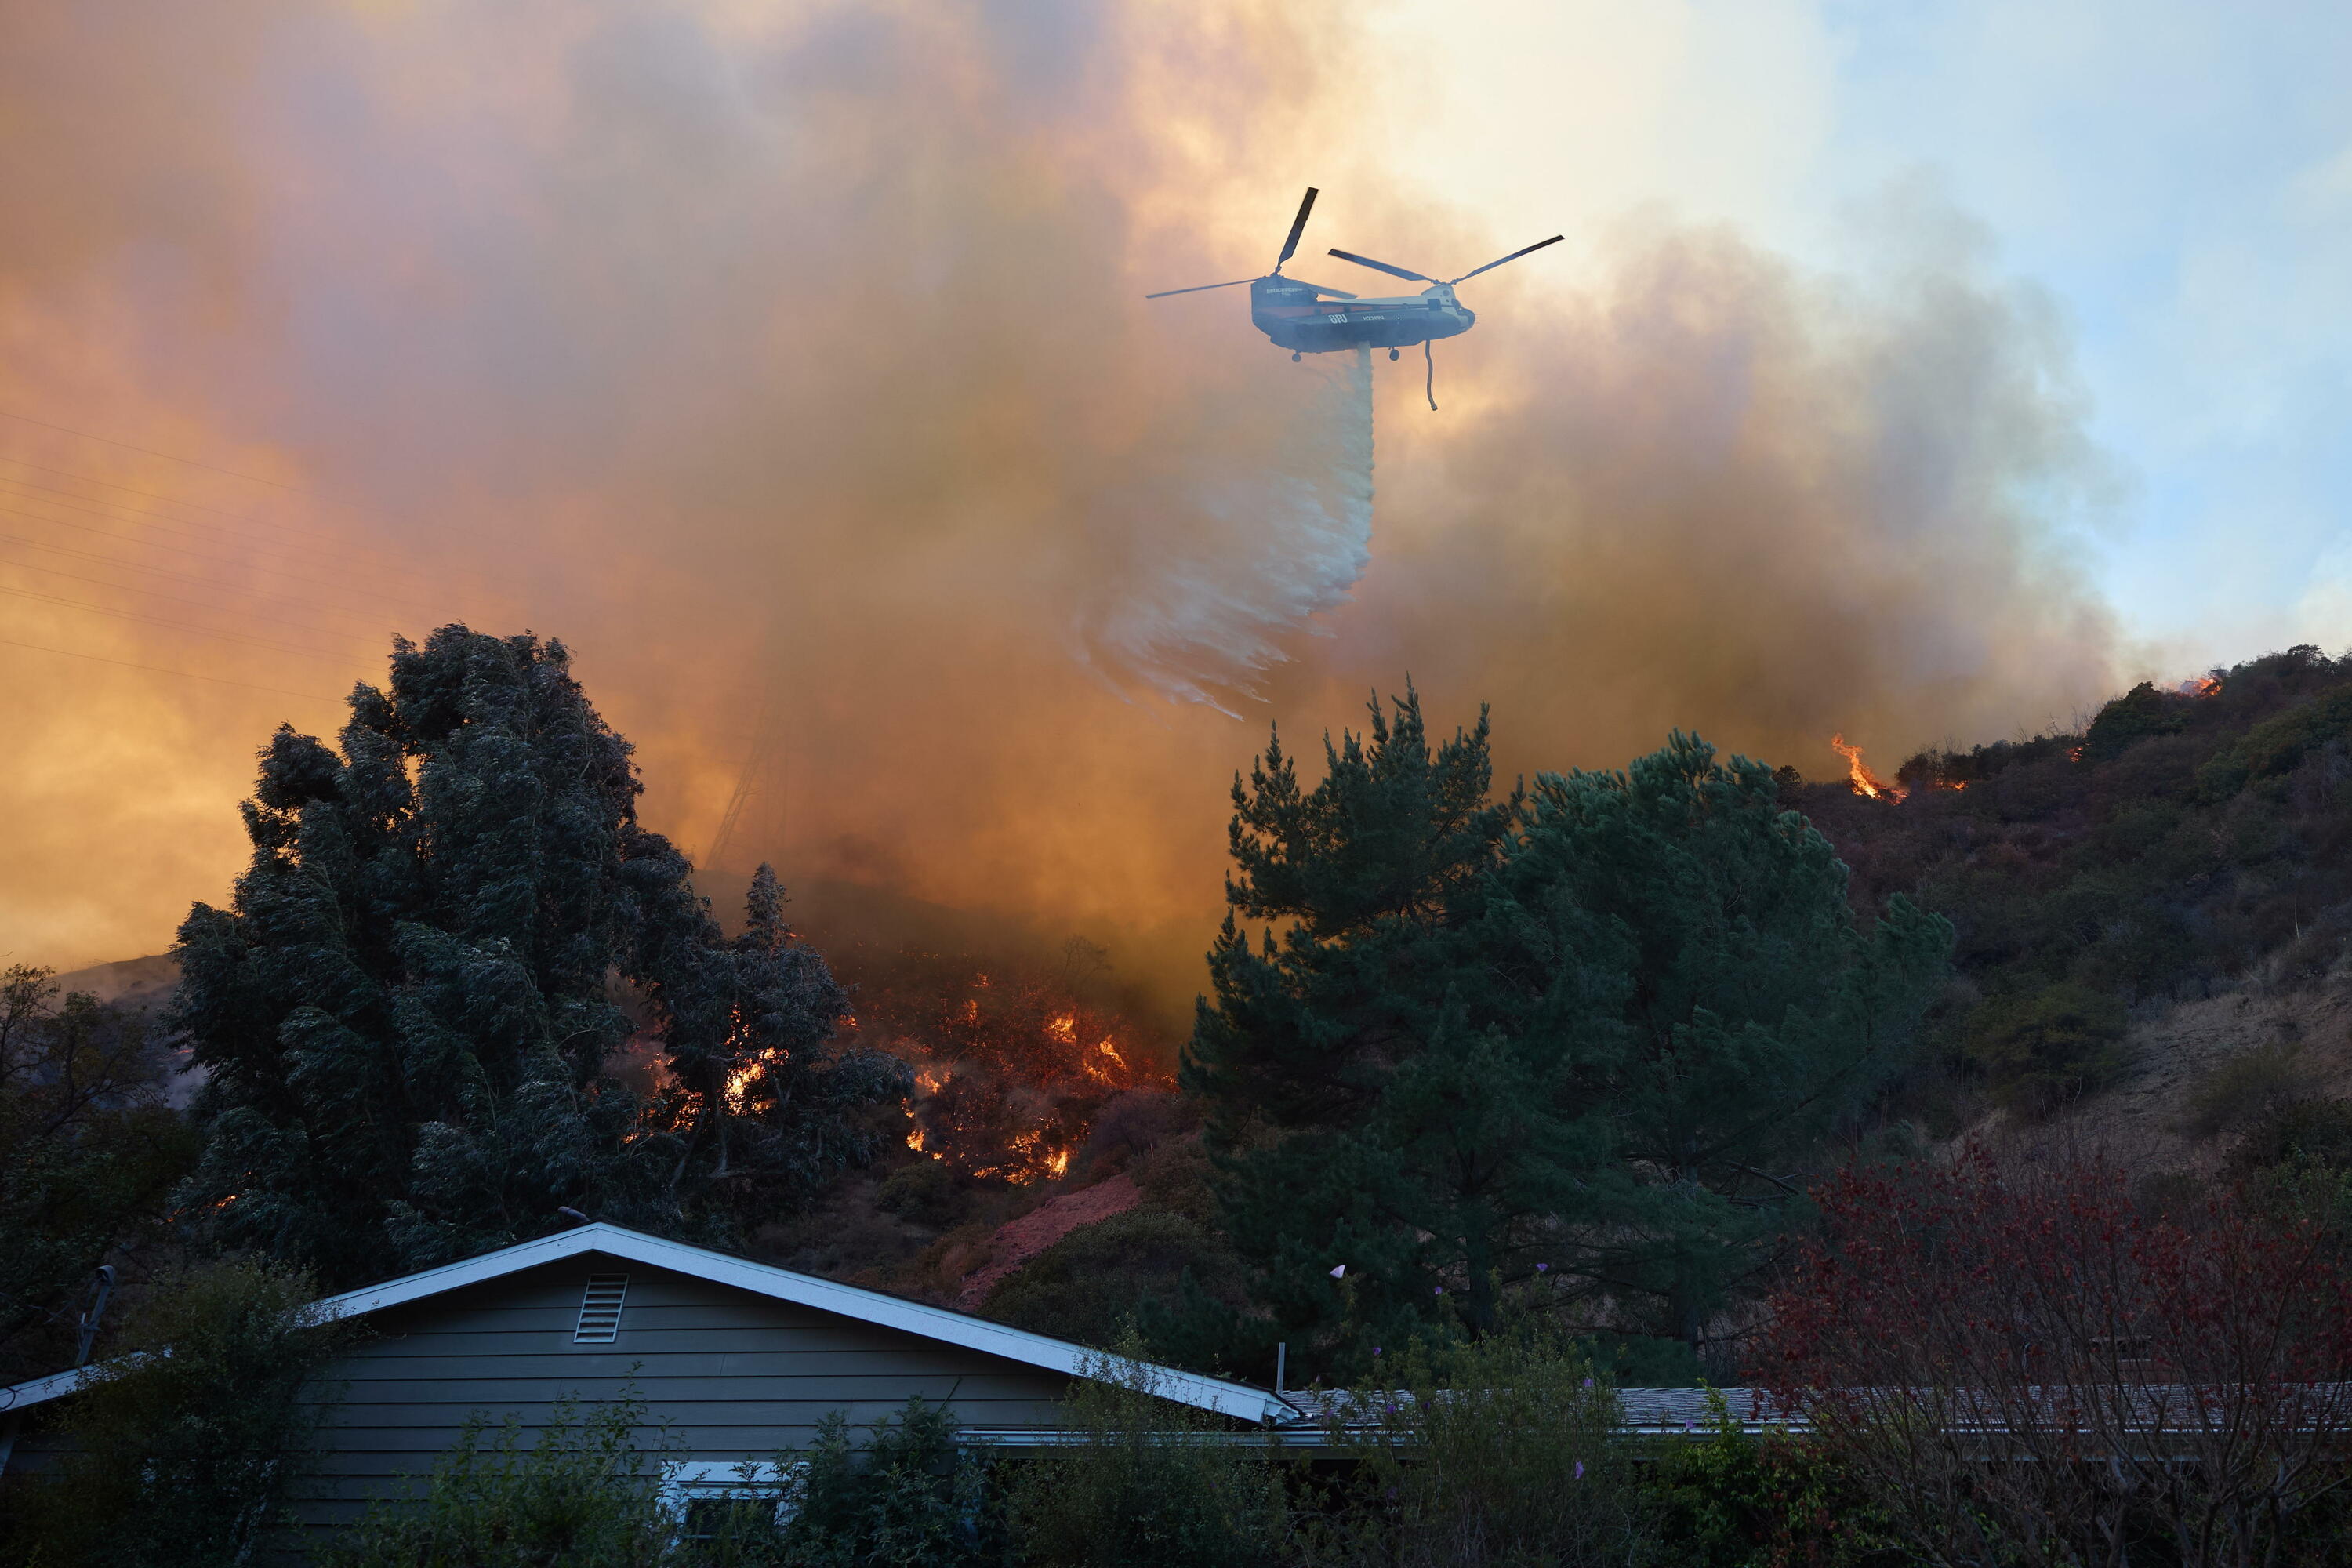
[2176,675,2221,698]
[1045,1013,1077,1044]
[906,1126,925,1152]
[1046,1145,1071,1178]
[1829,733,1906,802]
[914,1068,946,1094]
[724,1048,786,1114]
[2067,744,2085,763]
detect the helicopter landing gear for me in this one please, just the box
[1389,347,1400,361]
[1291,351,1301,361]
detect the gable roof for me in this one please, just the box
[0,1221,1299,1425]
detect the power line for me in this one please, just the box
[0,499,465,620]
[0,529,433,629]
[0,636,343,704]
[0,583,369,662]
[0,475,454,595]
[0,409,353,509]
[0,454,340,543]
[0,556,393,647]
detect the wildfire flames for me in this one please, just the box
[1830,733,1907,802]
[828,946,1172,1189]
[2176,675,2223,698]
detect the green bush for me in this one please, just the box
[1006,1339,1292,1568]
[783,1397,998,1568]
[325,1392,993,1568]
[1962,982,2130,1114]
[1305,1330,1653,1568]
[324,1391,674,1568]
[3,1259,347,1568]
[1644,1391,1897,1567]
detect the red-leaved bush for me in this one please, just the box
[1759,1147,2352,1567]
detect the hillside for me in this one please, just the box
[1786,644,2352,1167]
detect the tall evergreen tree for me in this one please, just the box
[1185,697,1951,1370]
[172,626,904,1287]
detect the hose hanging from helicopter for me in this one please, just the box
[1425,338,1437,412]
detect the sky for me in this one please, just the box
[1,0,2345,999]
[1377,0,2352,662]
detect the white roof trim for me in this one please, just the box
[0,1223,1293,1425]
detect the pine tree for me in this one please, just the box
[1490,732,1951,1353]
[172,626,904,1287]
[1185,699,1951,1371]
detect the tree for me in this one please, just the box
[172,626,904,1287]
[1186,699,1948,1372]
[1489,734,1951,1351]
[1764,1150,2352,1568]
[0,966,195,1383]
[3,1259,347,1568]
[1184,690,1535,1365]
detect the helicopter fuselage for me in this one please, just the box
[1250,275,1474,354]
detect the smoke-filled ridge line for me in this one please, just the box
[0,583,376,662]
[0,409,361,510]
[0,635,341,703]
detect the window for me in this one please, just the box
[573,1273,629,1343]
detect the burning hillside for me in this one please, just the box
[822,935,1171,1189]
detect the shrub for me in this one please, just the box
[1962,981,2129,1113]
[2181,1041,2314,1138]
[4,1258,347,1568]
[1764,1149,2352,1568]
[324,1391,674,1568]
[1643,1390,1897,1568]
[782,1397,998,1568]
[1006,1338,1291,1568]
[1305,1330,1653,1568]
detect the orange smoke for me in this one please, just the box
[0,0,2123,1010]
[1829,733,1907,802]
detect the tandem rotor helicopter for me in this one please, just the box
[1145,187,1561,408]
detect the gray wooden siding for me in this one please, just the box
[284,1254,1076,1538]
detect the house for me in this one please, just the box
[0,1221,1300,1544]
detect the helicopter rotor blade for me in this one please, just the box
[1449,234,1564,285]
[1144,278,1258,299]
[1327,248,1434,284]
[1292,280,1357,299]
[1276,187,1319,267]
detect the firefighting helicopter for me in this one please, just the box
[1144,187,1562,408]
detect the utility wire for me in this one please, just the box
[0,455,347,544]
[0,476,454,594]
[0,557,391,647]
[0,528,434,628]
[0,583,368,662]
[0,635,343,704]
[0,499,465,620]
[0,409,354,509]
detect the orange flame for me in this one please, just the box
[2176,675,2221,698]
[1045,1013,1077,1044]
[724,1048,786,1113]
[1829,734,1906,802]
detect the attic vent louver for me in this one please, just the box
[574,1274,629,1343]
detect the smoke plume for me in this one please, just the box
[0,2,2120,1023]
